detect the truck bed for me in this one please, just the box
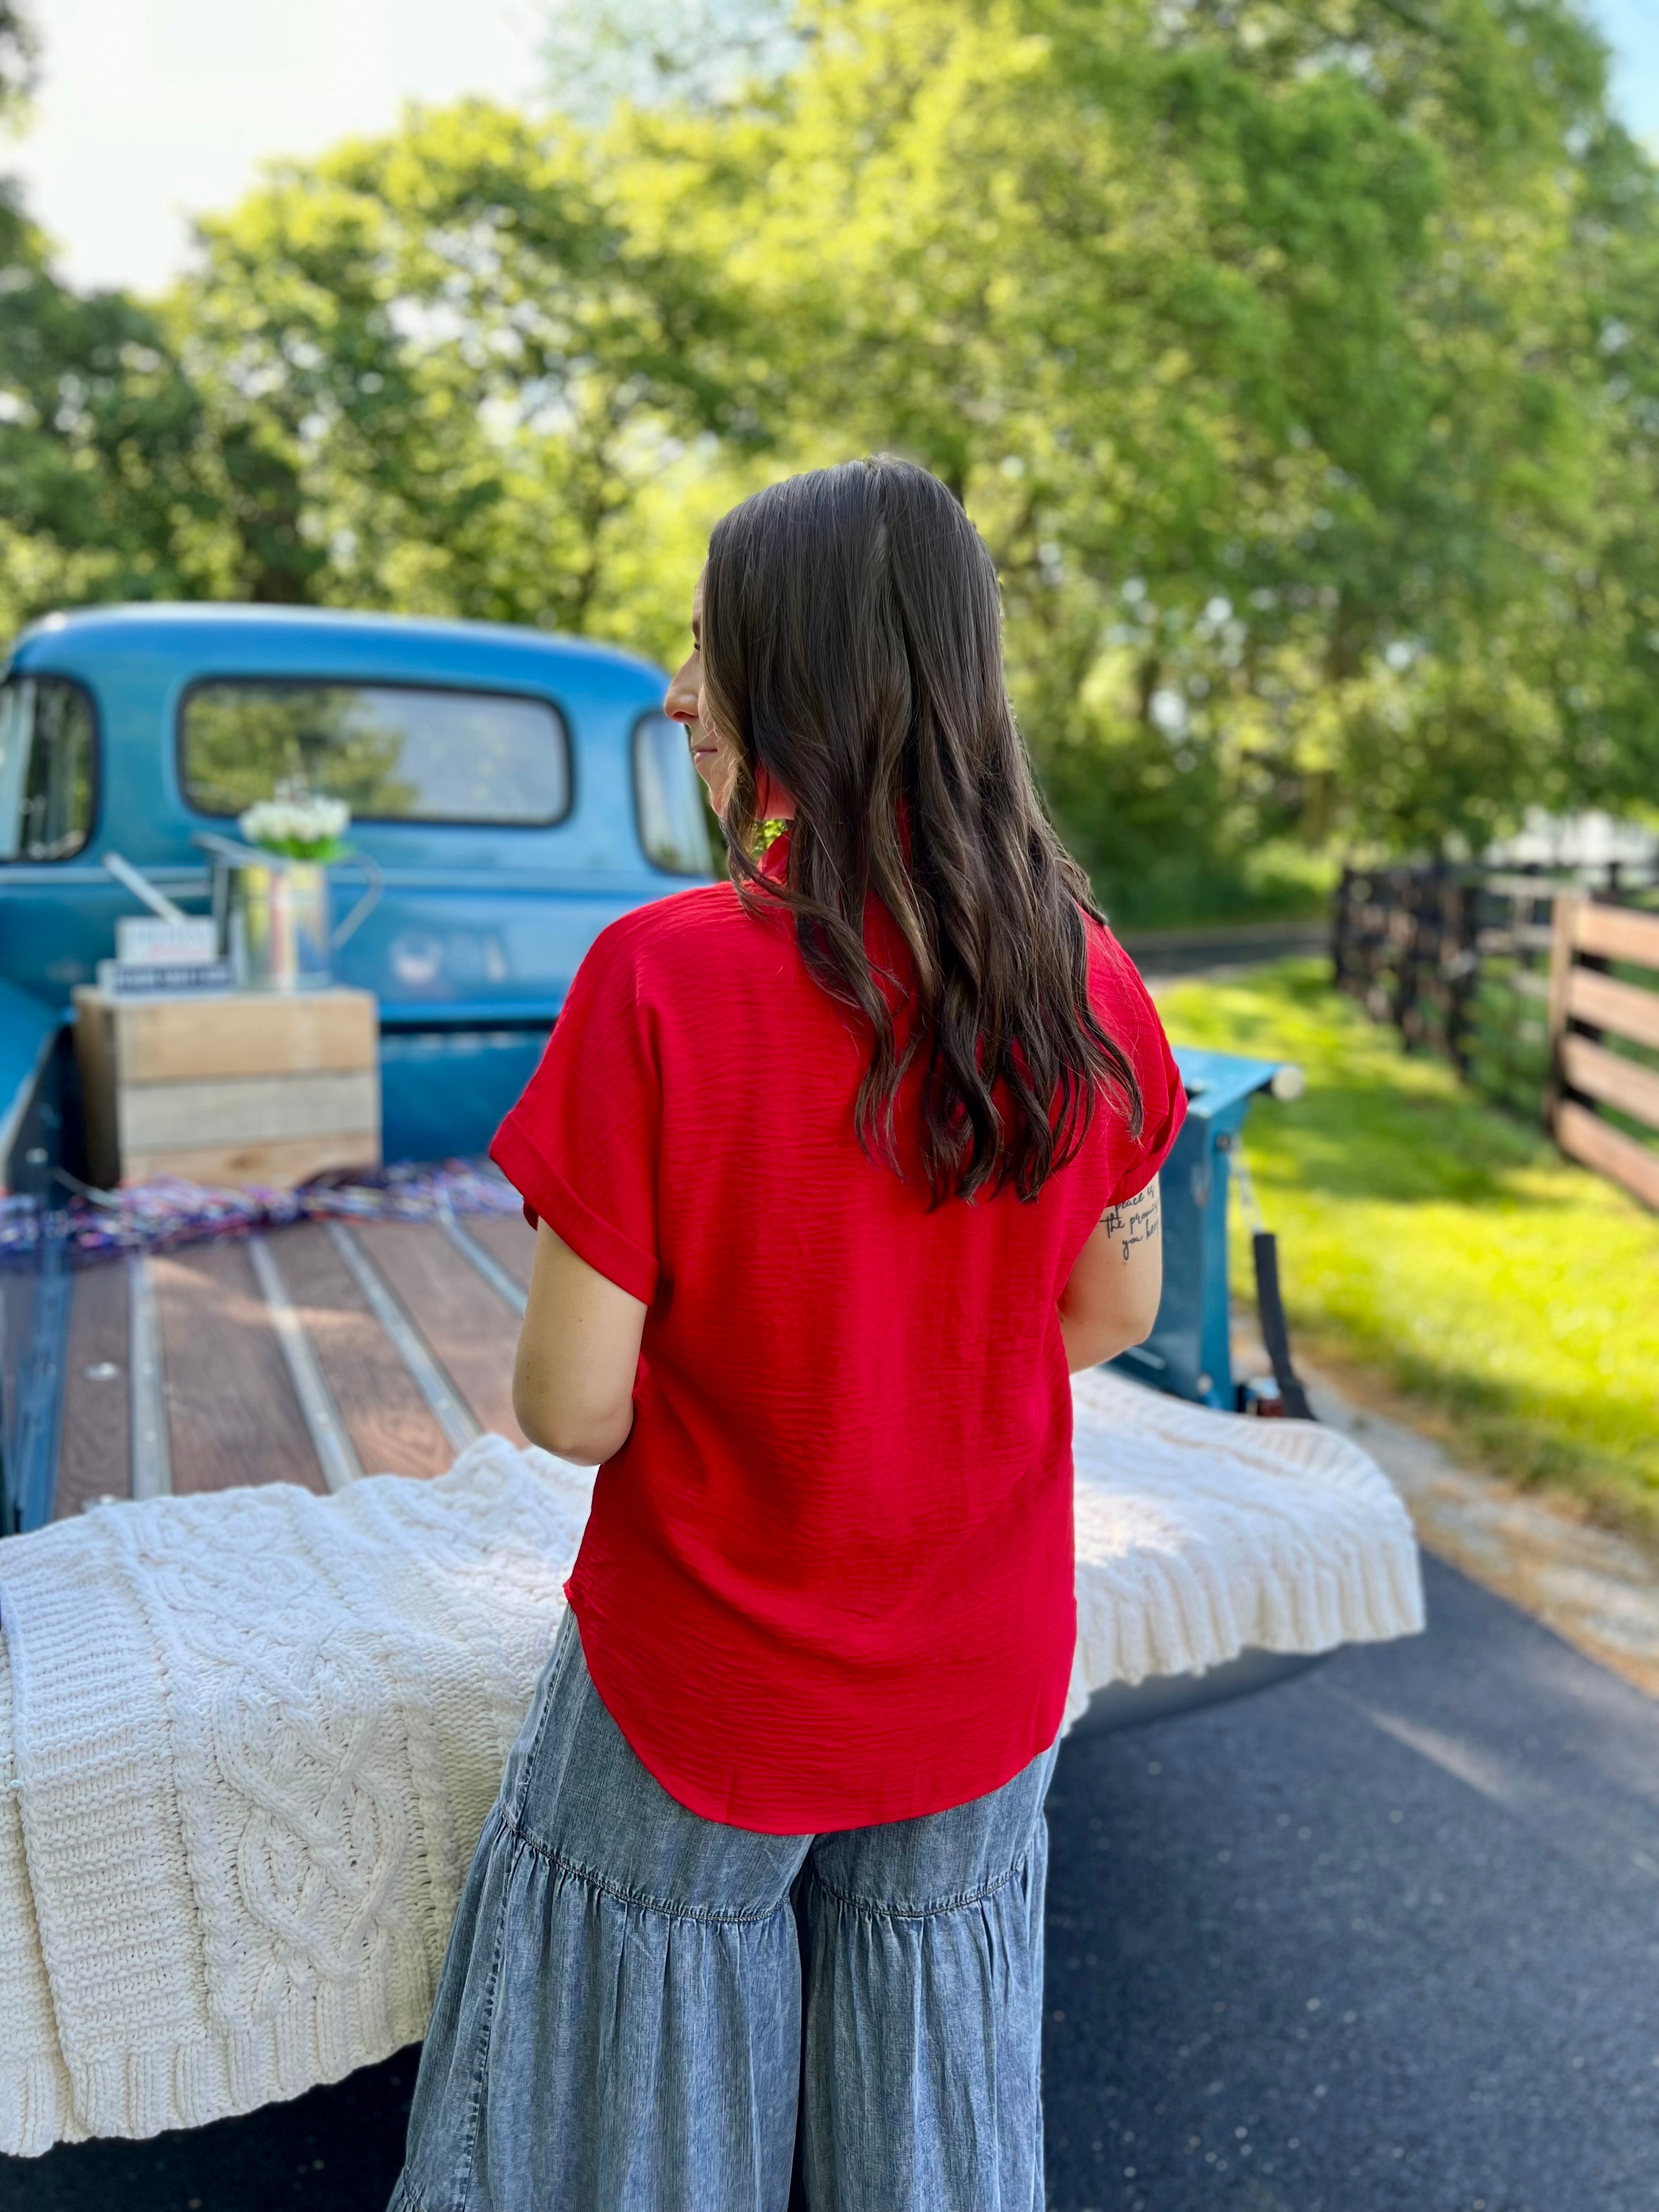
[28,1211,536,1518]
[4,1187,1420,1762]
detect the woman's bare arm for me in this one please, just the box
[1057,1179,1164,1373]
[512,1223,648,1463]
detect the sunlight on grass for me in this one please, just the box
[1159,961,1659,1542]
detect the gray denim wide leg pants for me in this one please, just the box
[388,1606,1059,2212]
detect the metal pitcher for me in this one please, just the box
[195,835,383,992]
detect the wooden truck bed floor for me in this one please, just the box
[41,1211,537,1517]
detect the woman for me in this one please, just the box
[389,457,1186,2212]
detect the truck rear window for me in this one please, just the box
[179,680,571,826]
[0,675,97,862]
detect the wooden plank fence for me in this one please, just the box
[1330,862,1562,1101]
[1463,874,1562,1118]
[1546,898,1659,1212]
[1333,862,1659,1211]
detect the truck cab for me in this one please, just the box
[0,604,710,1179]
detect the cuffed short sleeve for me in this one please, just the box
[1091,934,1189,1208]
[489,926,661,1307]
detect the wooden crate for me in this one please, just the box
[72,986,381,1189]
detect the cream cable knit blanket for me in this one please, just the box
[0,1370,1421,2156]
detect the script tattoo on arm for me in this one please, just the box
[1100,1181,1160,1263]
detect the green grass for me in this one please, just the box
[1159,961,1659,1546]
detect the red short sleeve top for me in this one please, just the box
[490,856,1186,1833]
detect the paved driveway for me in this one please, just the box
[1043,1554,1659,2211]
[4,1555,1655,2212]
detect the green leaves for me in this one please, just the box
[0,1,36,122]
[1,0,1655,919]
[169,100,754,633]
[605,0,1656,911]
[0,183,230,628]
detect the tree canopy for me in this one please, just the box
[3,0,1656,921]
[0,1,36,120]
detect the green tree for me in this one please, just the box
[617,0,1659,915]
[0,1,36,116]
[0,5,234,631]
[178,100,756,631]
[0,189,233,629]
[539,0,800,122]
[5,0,1656,923]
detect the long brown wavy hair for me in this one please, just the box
[701,455,1142,1204]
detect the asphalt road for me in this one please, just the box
[1120,924,1328,983]
[4,1554,1655,2212]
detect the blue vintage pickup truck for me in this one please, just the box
[0,603,712,1175]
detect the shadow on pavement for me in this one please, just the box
[0,2045,420,2211]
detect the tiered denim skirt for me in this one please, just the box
[388,1607,1059,2212]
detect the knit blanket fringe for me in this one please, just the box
[0,1371,1421,2155]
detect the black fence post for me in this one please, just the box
[1332,864,1353,992]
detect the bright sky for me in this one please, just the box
[7,0,551,295]
[1595,0,1659,145]
[5,0,1657,298]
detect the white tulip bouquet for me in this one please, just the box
[238,780,352,862]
